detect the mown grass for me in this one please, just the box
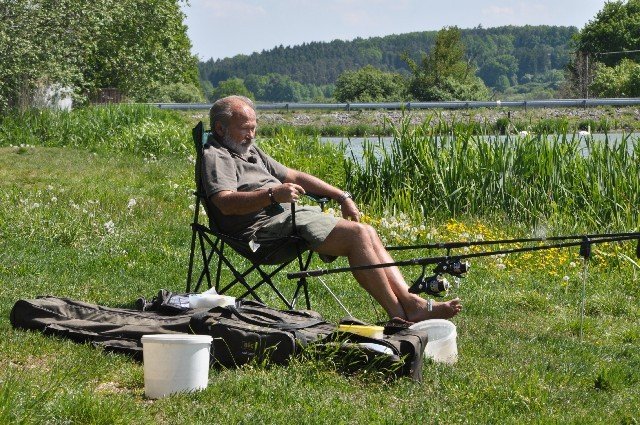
[1,106,639,424]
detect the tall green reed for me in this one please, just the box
[346,116,640,231]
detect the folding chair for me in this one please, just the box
[186,122,328,309]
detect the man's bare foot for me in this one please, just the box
[407,297,462,322]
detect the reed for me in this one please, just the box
[347,116,640,232]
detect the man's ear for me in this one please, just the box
[214,122,225,138]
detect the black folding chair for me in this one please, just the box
[186,122,328,309]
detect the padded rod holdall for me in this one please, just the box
[10,293,429,380]
[9,295,193,359]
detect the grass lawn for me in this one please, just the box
[1,145,639,424]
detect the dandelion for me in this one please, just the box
[104,220,115,234]
[563,275,570,282]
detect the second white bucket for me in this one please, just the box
[409,319,458,364]
[141,334,213,399]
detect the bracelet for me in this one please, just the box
[268,187,278,205]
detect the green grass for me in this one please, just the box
[1,107,639,424]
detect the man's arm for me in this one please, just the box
[284,169,360,221]
[211,168,359,221]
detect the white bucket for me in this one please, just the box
[409,319,458,364]
[141,334,213,399]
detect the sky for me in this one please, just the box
[181,0,608,62]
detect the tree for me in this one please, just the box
[211,78,253,101]
[334,65,406,102]
[0,0,200,112]
[567,0,640,97]
[404,26,489,101]
[576,0,640,67]
[590,58,640,97]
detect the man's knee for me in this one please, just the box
[347,222,375,246]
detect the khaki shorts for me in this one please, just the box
[254,205,340,250]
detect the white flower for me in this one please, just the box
[127,198,137,209]
[51,196,57,202]
[569,261,577,268]
[563,275,570,282]
[104,220,115,234]
[496,263,506,270]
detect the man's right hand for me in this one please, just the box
[272,183,305,203]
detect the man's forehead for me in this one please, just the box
[231,104,256,121]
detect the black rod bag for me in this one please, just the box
[10,295,429,380]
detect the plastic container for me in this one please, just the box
[337,324,384,339]
[188,293,235,309]
[141,334,213,399]
[409,319,458,364]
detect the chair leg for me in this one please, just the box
[186,226,198,293]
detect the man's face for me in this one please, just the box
[221,105,257,155]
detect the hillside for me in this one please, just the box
[199,25,577,91]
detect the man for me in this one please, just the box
[202,95,462,322]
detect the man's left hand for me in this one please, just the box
[340,198,360,222]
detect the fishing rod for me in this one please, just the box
[385,231,640,253]
[288,232,640,297]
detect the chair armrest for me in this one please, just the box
[304,193,330,211]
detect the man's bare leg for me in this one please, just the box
[316,220,462,322]
[364,225,462,322]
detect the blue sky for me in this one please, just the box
[181,0,608,61]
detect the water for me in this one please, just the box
[321,132,640,162]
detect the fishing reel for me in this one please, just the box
[409,273,451,297]
[433,259,470,277]
[408,260,470,297]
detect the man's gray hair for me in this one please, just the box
[209,95,255,130]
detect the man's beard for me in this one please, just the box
[222,130,252,156]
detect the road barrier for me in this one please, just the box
[149,98,640,111]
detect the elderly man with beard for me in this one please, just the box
[202,95,462,322]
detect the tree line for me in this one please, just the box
[1,0,638,112]
[199,25,576,102]
[201,0,640,103]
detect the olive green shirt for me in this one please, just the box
[202,136,290,239]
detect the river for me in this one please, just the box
[321,132,640,161]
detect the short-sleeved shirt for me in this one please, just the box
[202,136,291,239]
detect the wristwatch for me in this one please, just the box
[337,191,352,204]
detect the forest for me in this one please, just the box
[198,25,577,102]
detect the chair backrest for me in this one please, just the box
[192,121,218,227]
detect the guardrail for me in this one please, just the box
[150,98,640,111]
